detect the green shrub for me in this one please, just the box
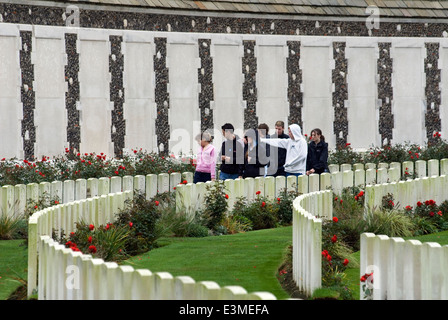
[328,143,363,165]
[275,189,299,225]
[201,180,228,230]
[0,212,26,240]
[115,192,162,255]
[364,209,414,238]
[363,143,421,164]
[186,223,209,237]
[59,220,131,262]
[231,194,279,231]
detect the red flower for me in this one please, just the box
[88,245,97,254]
[89,224,94,231]
[417,201,422,207]
[438,211,443,216]
[155,200,160,206]
[332,217,338,223]
[65,241,74,247]
[129,222,133,228]
[182,180,188,184]
[430,212,435,217]
[343,259,349,266]
[331,235,337,243]
[405,205,413,211]
[225,194,229,199]
[88,236,92,243]
[256,191,261,195]
[261,202,266,208]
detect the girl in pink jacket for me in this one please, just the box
[193,132,216,183]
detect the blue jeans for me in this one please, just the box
[285,172,303,177]
[219,172,240,180]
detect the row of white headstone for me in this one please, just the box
[37,234,277,300]
[30,189,277,300]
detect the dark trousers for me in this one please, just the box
[194,171,212,183]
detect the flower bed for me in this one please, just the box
[0,149,195,186]
[329,135,448,165]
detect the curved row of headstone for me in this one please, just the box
[291,190,333,296]
[29,189,277,300]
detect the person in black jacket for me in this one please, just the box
[219,123,245,180]
[242,128,269,178]
[306,128,329,175]
[268,120,289,176]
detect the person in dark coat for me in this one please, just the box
[306,128,329,175]
[269,120,289,176]
[242,129,269,178]
[219,123,245,180]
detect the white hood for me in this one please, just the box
[289,124,304,141]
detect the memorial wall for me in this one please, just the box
[0,0,446,159]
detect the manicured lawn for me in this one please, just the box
[0,240,28,300]
[124,226,293,300]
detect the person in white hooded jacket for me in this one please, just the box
[260,124,308,176]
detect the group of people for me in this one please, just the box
[192,121,329,184]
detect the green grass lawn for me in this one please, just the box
[0,240,28,300]
[124,226,293,300]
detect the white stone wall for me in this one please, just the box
[0,24,445,158]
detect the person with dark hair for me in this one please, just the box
[269,120,289,176]
[242,128,269,178]
[219,123,244,180]
[257,123,270,176]
[306,128,329,175]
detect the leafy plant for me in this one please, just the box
[231,192,279,231]
[201,180,228,230]
[0,212,25,240]
[59,220,131,262]
[328,143,363,165]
